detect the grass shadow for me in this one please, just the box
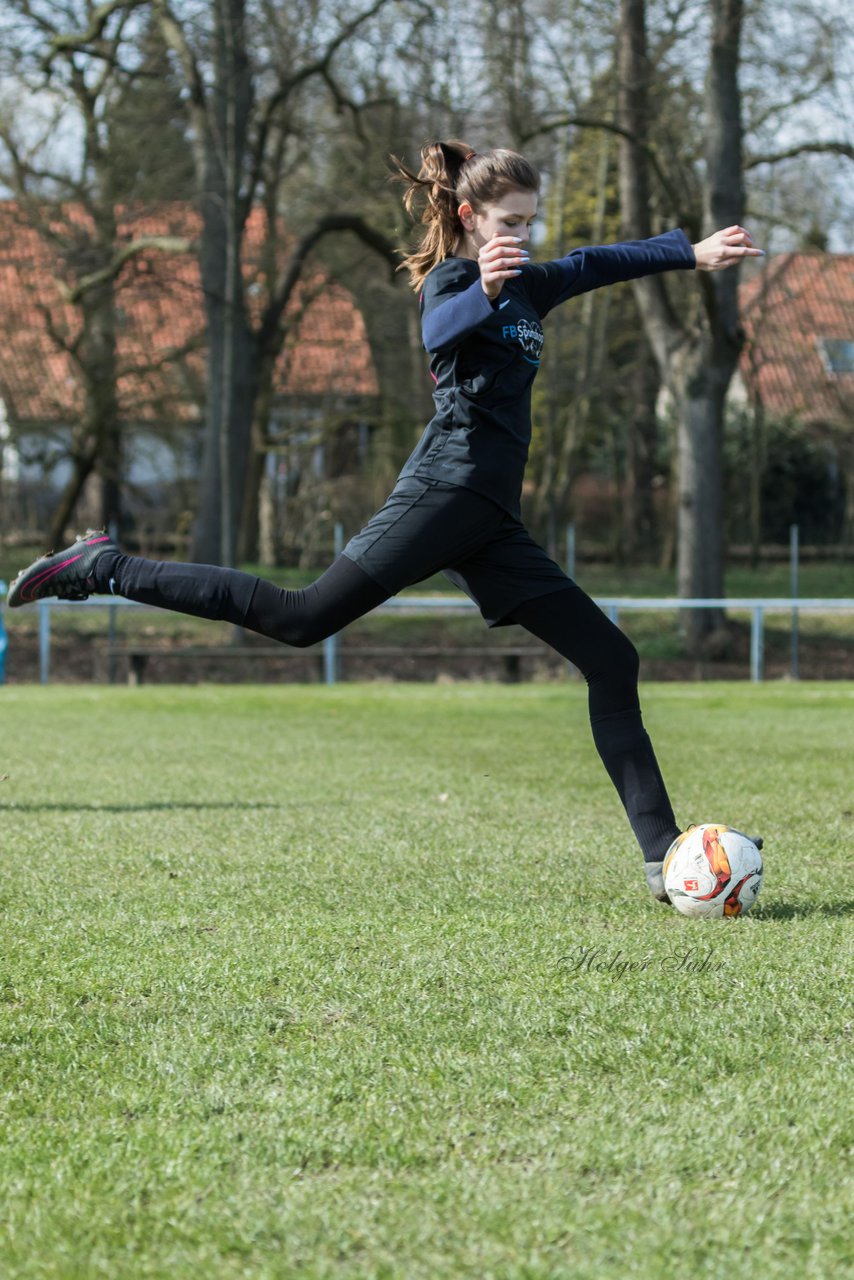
[0,801,283,814]
[752,900,854,920]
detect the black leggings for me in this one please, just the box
[93,551,678,863]
[95,552,389,648]
[508,589,679,865]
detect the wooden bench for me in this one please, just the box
[107,643,556,685]
[107,644,322,685]
[326,645,554,683]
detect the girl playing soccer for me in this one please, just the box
[8,141,764,900]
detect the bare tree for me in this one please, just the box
[616,0,853,647]
[146,0,408,565]
[479,0,850,608]
[0,4,195,544]
[617,0,736,644]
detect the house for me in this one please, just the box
[0,201,379,537]
[731,252,854,541]
[735,252,854,429]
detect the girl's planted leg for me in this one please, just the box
[508,585,680,900]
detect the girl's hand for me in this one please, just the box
[692,225,764,271]
[478,235,530,299]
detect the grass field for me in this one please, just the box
[1,683,851,1278]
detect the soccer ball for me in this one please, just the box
[662,824,763,919]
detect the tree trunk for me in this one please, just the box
[155,1,399,566]
[193,251,255,563]
[98,430,122,534]
[549,129,612,544]
[191,0,254,565]
[90,292,121,534]
[48,276,119,546]
[238,358,276,564]
[622,347,660,559]
[48,449,98,547]
[238,444,265,565]
[682,0,744,645]
[618,0,745,652]
[748,391,765,569]
[673,342,727,612]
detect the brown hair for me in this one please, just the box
[391,140,540,291]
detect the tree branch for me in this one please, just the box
[278,0,395,98]
[62,237,194,304]
[151,0,209,184]
[258,214,399,356]
[35,300,82,360]
[0,125,90,206]
[521,113,684,218]
[118,333,206,380]
[246,0,396,208]
[617,0,686,367]
[746,140,854,169]
[41,0,147,72]
[745,72,834,135]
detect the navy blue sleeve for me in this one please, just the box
[420,258,496,354]
[521,229,696,317]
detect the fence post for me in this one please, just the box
[323,522,345,685]
[107,602,118,684]
[566,523,576,580]
[750,605,764,683]
[0,581,7,686]
[564,530,578,677]
[39,600,51,685]
[323,634,338,685]
[790,524,799,680]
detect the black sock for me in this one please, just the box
[589,709,679,863]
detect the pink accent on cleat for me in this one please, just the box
[20,554,84,603]
[7,528,118,607]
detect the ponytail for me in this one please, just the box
[391,140,540,291]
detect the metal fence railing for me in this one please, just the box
[3,592,854,685]
[0,581,6,685]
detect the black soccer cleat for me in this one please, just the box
[7,529,118,608]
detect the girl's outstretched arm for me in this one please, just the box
[523,226,763,317]
[521,229,693,315]
[420,226,764,353]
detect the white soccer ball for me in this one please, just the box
[662,824,763,919]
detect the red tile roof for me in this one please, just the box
[739,253,854,427]
[0,201,378,428]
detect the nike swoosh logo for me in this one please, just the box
[499,300,510,309]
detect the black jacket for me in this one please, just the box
[397,229,696,515]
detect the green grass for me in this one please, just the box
[1,684,852,1278]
